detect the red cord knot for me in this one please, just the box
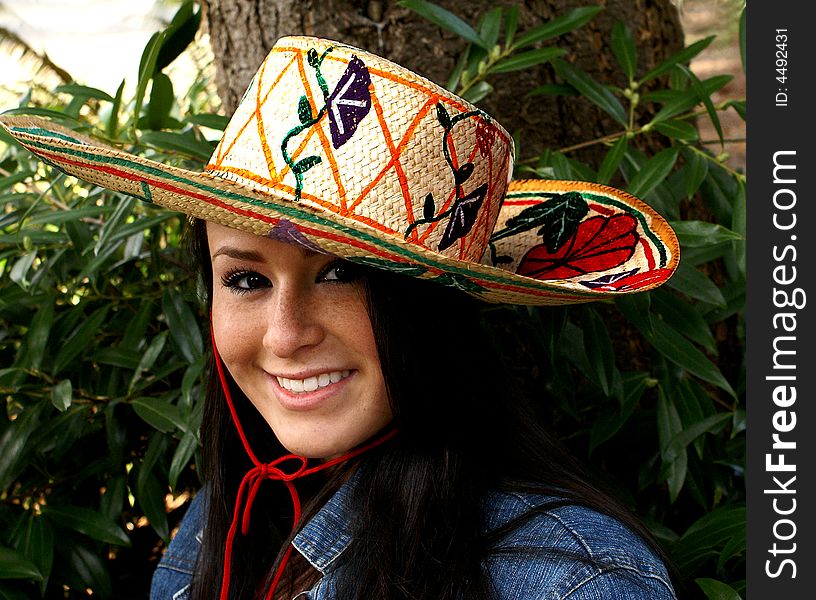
[211,322,398,600]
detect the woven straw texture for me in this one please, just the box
[0,36,678,306]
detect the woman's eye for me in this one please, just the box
[320,261,357,283]
[221,269,269,294]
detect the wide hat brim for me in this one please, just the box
[0,115,678,305]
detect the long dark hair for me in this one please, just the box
[186,219,677,599]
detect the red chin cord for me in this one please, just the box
[210,327,396,600]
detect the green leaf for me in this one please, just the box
[106,79,126,138]
[162,290,203,364]
[91,196,135,259]
[186,113,230,130]
[672,506,745,577]
[17,302,55,371]
[717,526,746,571]
[53,305,110,373]
[136,470,170,541]
[461,81,493,103]
[647,318,735,397]
[696,578,742,600]
[129,331,168,393]
[666,261,726,307]
[1,107,83,127]
[100,475,127,523]
[647,75,732,124]
[652,289,717,353]
[41,506,131,547]
[131,397,185,433]
[669,220,741,248]
[139,130,214,161]
[399,0,487,49]
[54,84,115,103]
[681,147,709,199]
[169,431,198,490]
[181,355,207,409]
[146,72,175,130]
[614,291,653,336]
[611,22,637,81]
[654,119,698,142]
[728,99,746,121]
[554,59,627,126]
[490,47,566,73]
[597,136,627,184]
[0,402,45,490]
[582,306,618,397]
[61,541,113,598]
[155,1,201,72]
[25,205,116,226]
[504,6,520,47]
[292,155,322,175]
[678,65,724,149]
[50,379,73,412]
[0,546,42,581]
[512,6,603,50]
[589,373,649,453]
[640,36,715,84]
[491,191,588,250]
[657,387,686,502]
[662,413,732,462]
[133,31,165,136]
[298,95,312,124]
[478,8,503,49]
[732,180,746,276]
[626,146,679,199]
[17,516,54,593]
[0,170,36,193]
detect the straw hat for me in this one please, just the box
[0,36,678,305]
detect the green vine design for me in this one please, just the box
[280,46,335,201]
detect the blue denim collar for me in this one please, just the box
[291,471,359,573]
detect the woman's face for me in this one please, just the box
[207,222,392,458]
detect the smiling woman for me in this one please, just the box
[207,222,391,459]
[0,35,681,600]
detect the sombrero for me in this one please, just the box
[0,36,678,305]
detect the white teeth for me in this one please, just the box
[277,370,350,393]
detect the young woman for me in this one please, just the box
[0,36,680,599]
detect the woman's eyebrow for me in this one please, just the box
[211,247,265,262]
[211,246,320,261]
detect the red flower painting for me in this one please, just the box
[517,213,639,280]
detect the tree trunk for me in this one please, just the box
[200,0,683,165]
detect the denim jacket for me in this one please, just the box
[151,478,677,599]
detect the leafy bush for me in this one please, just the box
[399,2,746,597]
[0,2,745,598]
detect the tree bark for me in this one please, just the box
[200,0,683,165]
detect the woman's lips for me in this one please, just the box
[267,369,354,411]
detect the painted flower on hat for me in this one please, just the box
[403,103,494,253]
[438,183,488,251]
[326,56,372,148]
[475,120,496,158]
[517,213,639,280]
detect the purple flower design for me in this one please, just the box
[266,219,326,254]
[326,56,372,148]
[438,183,488,251]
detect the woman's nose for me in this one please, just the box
[262,285,324,357]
